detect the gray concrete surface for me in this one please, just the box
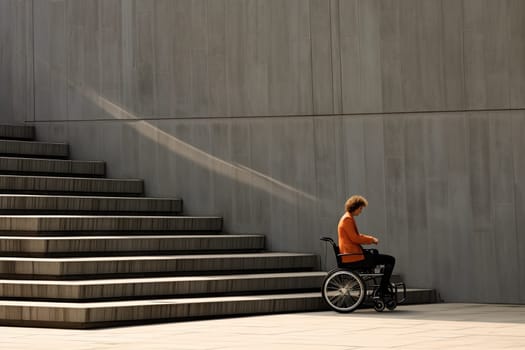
[2,0,525,305]
[0,303,524,349]
[0,234,264,256]
[0,139,69,158]
[0,194,182,214]
[0,272,324,300]
[4,0,523,121]
[0,156,106,177]
[0,215,223,233]
[0,125,34,140]
[0,252,318,278]
[34,113,525,305]
[0,175,144,196]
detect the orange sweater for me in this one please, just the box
[338,212,376,263]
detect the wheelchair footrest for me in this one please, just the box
[393,282,407,304]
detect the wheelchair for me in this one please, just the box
[320,237,406,313]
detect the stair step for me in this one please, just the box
[0,215,223,233]
[0,140,69,159]
[0,195,182,215]
[0,124,439,329]
[0,157,105,177]
[400,288,440,305]
[0,292,326,328]
[0,253,318,279]
[0,175,144,196]
[0,288,438,328]
[0,234,265,256]
[0,272,325,300]
[0,124,34,141]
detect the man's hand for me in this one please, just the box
[372,237,379,244]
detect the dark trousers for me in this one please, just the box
[351,251,395,292]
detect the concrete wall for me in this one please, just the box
[0,0,34,124]
[2,0,525,303]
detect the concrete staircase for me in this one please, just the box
[0,124,438,328]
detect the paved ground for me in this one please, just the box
[1,303,524,349]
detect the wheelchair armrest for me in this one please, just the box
[337,253,364,257]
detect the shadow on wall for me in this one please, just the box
[83,85,317,205]
[75,85,329,255]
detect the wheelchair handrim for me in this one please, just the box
[322,270,365,313]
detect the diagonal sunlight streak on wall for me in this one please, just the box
[82,88,318,205]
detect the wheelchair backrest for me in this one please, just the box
[320,236,343,267]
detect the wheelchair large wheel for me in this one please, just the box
[322,269,366,313]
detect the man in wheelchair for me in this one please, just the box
[338,195,396,298]
[320,195,403,312]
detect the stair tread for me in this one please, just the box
[0,139,66,146]
[0,272,326,299]
[0,215,220,218]
[0,252,315,262]
[0,271,327,285]
[0,215,223,232]
[0,156,102,163]
[0,194,183,213]
[0,174,142,182]
[0,194,179,201]
[0,156,105,176]
[1,231,224,237]
[0,234,265,254]
[0,125,34,140]
[0,140,69,157]
[0,292,323,308]
[0,234,263,240]
[0,174,144,196]
[0,289,435,308]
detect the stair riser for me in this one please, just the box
[0,141,68,158]
[401,289,441,304]
[0,125,34,141]
[0,296,327,329]
[0,236,264,256]
[0,276,323,300]
[0,157,105,177]
[0,196,182,215]
[0,176,144,196]
[0,255,319,278]
[0,216,223,233]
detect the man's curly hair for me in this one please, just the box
[345,195,368,213]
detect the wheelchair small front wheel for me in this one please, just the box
[373,300,385,312]
[322,270,366,313]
